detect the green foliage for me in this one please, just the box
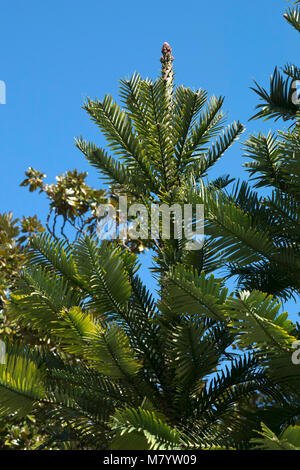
[0,343,45,417]
[0,236,285,449]
[76,74,244,198]
[250,1,300,122]
[110,407,182,450]
[0,232,297,449]
[188,126,300,301]
[167,266,228,321]
[0,212,44,306]
[251,67,299,122]
[226,290,296,349]
[2,30,300,451]
[252,422,300,450]
[21,167,107,240]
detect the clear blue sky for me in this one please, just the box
[0,0,298,317]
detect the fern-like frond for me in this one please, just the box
[76,138,139,190]
[28,233,78,284]
[250,67,299,121]
[173,86,207,167]
[284,6,300,34]
[167,266,228,322]
[252,422,300,450]
[85,324,142,378]
[51,306,98,355]
[226,290,296,350]
[181,95,226,164]
[74,237,131,317]
[243,132,282,188]
[110,407,182,450]
[9,266,82,335]
[83,95,152,180]
[0,343,45,417]
[186,121,245,179]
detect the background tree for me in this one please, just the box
[0,212,50,449]
[251,0,300,122]
[0,234,294,450]
[0,212,44,308]
[20,168,106,241]
[185,0,300,439]
[0,42,299,451]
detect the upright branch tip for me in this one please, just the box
[160,42,174,81]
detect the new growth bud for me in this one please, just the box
[160,42,174,81]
